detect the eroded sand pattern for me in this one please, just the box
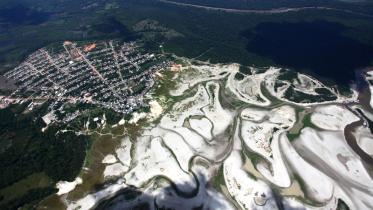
[59,58,373,210]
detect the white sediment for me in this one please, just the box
[311,105,359,130]
[296,128,373,187]
[124,135,197,193]
[103,136,132,178]
[189,117,213,140]
[102,154,117,164]
[224,120,280,210]
[64,60,372,210]
[266,69,358,105]
[56,177,82,196]
[280,131,335,203]
[354,126,373,156]
[67,180,126,210]
[103,163,129,178]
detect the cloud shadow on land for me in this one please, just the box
[93,172,231,210]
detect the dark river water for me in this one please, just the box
[243,21,373,86]
[345,69,373,166]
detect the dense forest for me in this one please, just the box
[0,0,372,71]
[0,102,88,209]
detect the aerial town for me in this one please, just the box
[2,40,170,117]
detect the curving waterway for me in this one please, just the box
[345,68,373,168]
[157,0,373,17]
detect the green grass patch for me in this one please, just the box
[210,165,225,191]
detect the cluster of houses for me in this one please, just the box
[2,40,171,116]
